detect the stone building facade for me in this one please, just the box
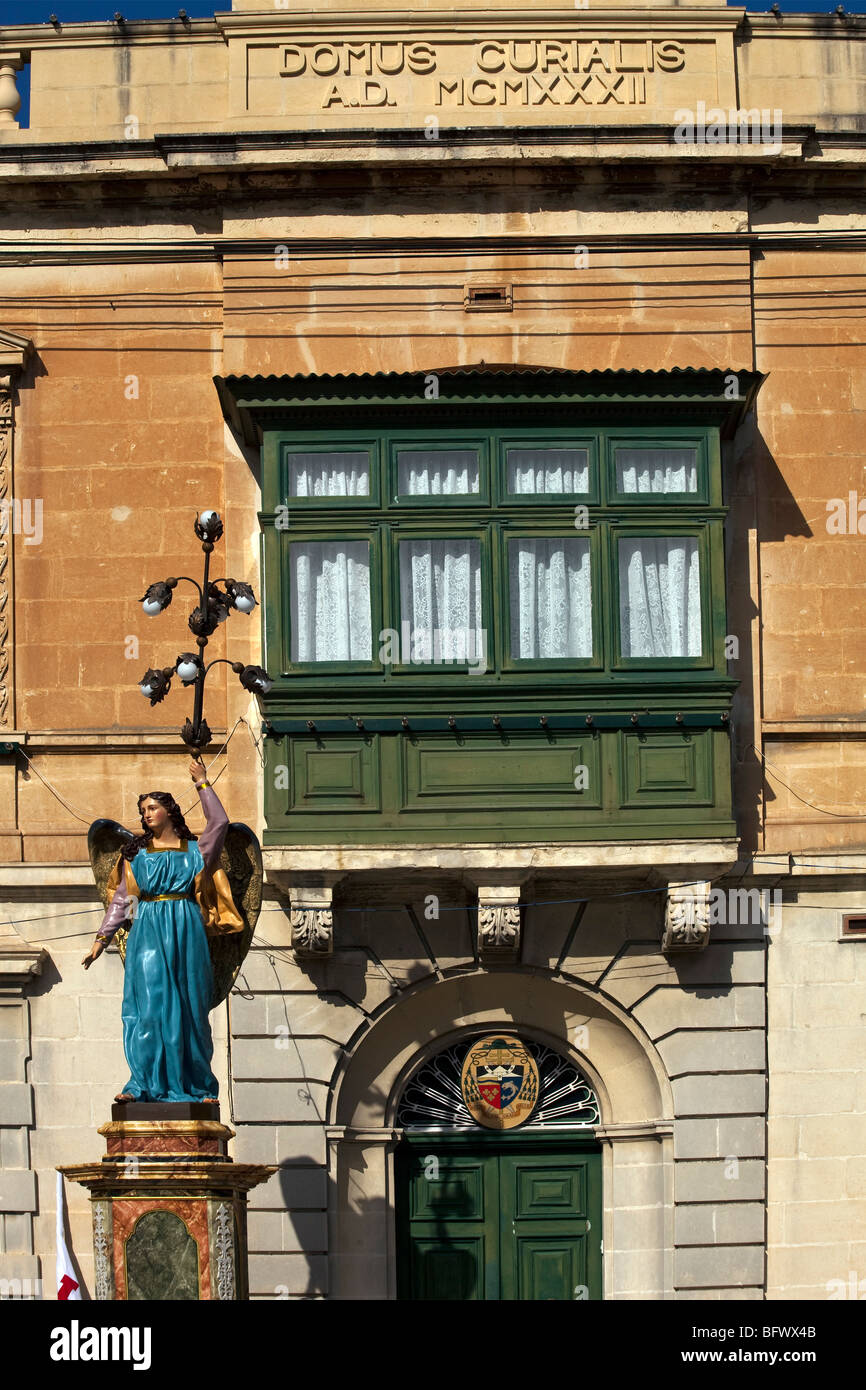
[0,0,865,1300]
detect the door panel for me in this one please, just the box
[409,1161,486,1223]
[517,1239,587,1301]
[499,1152,600,1301]
[398,1150,499,1300]
[512,1163,588,1219]
[398,1141,602,1301]
[410,1238,490,1300]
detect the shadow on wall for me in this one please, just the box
[275,1157,333,1301]
[725,413,809,854]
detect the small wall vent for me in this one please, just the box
[464,283,512,312]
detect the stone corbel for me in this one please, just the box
[475,883,522,961]
[662,880,711,954]
[288,880,336,958]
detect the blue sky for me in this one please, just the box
[1,0,862,23]
[1,2,220,21]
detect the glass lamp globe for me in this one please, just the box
[234,593,256,614]
[199,510,219,526]
[139,681,155,697]
[177,659,199,682]
[142,598,164,616]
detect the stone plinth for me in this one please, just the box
[60,1105,275,1301]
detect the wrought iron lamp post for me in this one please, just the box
[137,510,273,749]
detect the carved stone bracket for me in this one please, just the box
[476,883,522,961]
[289,881,335,957]
[290,906,333,956]
[662,880,711,954]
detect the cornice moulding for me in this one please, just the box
[0,944,48,982]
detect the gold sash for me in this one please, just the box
[106,848,244,938]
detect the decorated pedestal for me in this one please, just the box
[61,1103,275,1301]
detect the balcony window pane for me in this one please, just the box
[615,447,698,494]
[506,448,590,495]
[290,541,371,661]
[618,537,701,657]
[287,451,369,497]
[508,537,592,659]
[399,539,483,663]
[397,450,479,496]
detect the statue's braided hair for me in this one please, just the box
[121,791,197,862]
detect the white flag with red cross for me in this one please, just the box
[56,1171,81,1300]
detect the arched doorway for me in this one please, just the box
[326,969,674,1300]
[394,1034,603,1300]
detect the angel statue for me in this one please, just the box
[83,757,262,1105]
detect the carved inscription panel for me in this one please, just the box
[245,32,730,125]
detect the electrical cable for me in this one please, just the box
[747,742,866,819]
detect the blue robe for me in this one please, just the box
[120,840,218,1103]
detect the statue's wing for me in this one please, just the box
[210,822,262,1009]
[87,818,136,965]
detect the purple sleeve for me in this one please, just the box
[196,784,229,872]
[97,876,130,942]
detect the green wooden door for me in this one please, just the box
[397,1138,602,1301]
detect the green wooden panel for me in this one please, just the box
[398,1149,499,1301]
[397,1140,602,1302]
[409,1163,485,1223]
[500,1151,602,1303]
[620,730,713,809]
[410,1239,489,1300]
[516,1239,587,1301]
[264,726,733,840]
[514,1165,588,1220]
[289,737,381,813]
[401,735,602,811]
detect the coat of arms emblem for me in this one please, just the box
[460,1034,539,1130]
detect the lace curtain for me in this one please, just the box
[399,540,482,661]
[290,541,371,661]
[287,451,369,497]
[397,450,479,496]
[615,447,698,494]
[507,448,590,495]
[509,537,592,659]
[618,537,701,657]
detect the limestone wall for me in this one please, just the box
[767,892,866,1299]
[4,226,866,856]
